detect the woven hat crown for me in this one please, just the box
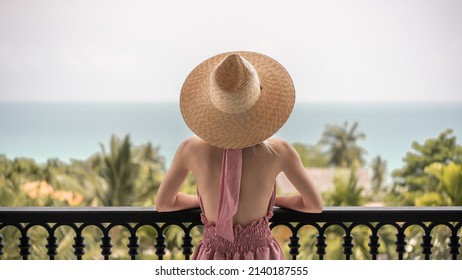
[180,51,295,149]
[210,54,261,114]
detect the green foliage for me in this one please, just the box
[324,168,365,206]
[0,157,17,206]
[293,121,368,169]
[319,122,367,168]
[414,192,445,206]
[392,129,462,193]
[98,134,138,206]
[425,162,462,205]
[387,129,462,206]
[1,134,166,207]
[0,134,167,259]
[370,155,387,195]
[292,143,329,167]
[94,135,164,206]
[384,185,420,206]
[2,126,461,259]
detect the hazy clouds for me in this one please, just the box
[1,0,461,102]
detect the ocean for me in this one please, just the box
[1,102,461,174]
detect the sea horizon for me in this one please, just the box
[1,101,461,175]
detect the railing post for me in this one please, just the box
[395,231,407,260]
[153,224,168,260]
[127,233,140,260]
[155,234,167,260]
[342,234,354,260]
[421,233,433,260]
[73,232,86,260]
[45,234,58,260]
[288,234,301,260]
[18,233,31,260]
[449,234,460,260]
[0,234,4,258]
[182,235,193,260]
[368,233,380,260]
[315,233,327,260]
[100,234,113,260]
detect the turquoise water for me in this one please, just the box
[1,102,461,173]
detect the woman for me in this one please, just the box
[156,51,323,260]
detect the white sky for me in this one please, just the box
[0,0,461,103]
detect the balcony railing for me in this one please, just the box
[0,207,461,260]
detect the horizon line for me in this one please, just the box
[1,100,462,104]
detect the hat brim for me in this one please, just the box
[180,51,295,149]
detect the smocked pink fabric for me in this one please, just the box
[193,149,285,260]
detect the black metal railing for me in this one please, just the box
[0,207,461,260]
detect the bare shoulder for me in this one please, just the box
[177,136,215,156]
[267,137,301,166]
[170,137,208,169]
[268,137,297,154]
[178,136,205,149]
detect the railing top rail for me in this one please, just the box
[1,206,462,224]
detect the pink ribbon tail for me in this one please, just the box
[216,148,242,243]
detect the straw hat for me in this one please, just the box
[180,51,295,149]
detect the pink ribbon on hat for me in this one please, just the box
[216,148,243,243]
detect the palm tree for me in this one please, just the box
[425,161,462,205]
[96,134,166,206]
[319,122,367,168]
[325,168,365,206]
[371,155,387,196]
[132,142,165,206]
[98,134,139,206]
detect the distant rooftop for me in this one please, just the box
[276,167,372,195]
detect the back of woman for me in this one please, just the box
[185,137,282,227]
[155,51,323,260]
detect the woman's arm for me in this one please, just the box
[274,141,323,213]
[155,139,200,212]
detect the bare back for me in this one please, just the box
[184,137,283,226]
[156,136,323,224]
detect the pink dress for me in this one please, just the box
[193,149,285,260]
